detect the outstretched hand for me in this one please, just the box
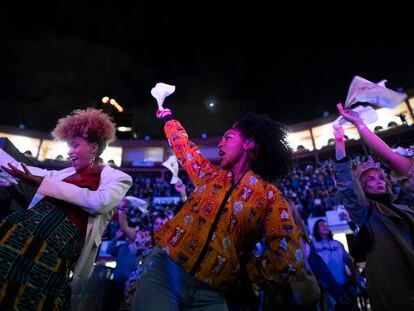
[174,180,186,195]
[337,103,364,126]
[0,162,43,186]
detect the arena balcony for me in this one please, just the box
[1,96,414,174]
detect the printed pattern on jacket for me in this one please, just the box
[155,119,303,290]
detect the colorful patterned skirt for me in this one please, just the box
[0,201,84,310]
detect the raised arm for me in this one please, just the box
[157,108,217,187]
[333,155,370,225]
[332,118,370,224]
[333,123,369,223]
[117,200,137,242]
[334,123,346,161]
[337,103,412,175]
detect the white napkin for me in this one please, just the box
[0,148,20,185]
[125,196,149,214]
[162,155,182,184]
[333,105,379,127]
[151,83,176,110]
[344,76,407,109]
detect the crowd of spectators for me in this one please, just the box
[277,155,374,221]
[111,154,381,237]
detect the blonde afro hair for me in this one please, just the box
[52,108,116,155]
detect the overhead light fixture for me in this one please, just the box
[101,96,124,112]
[102,96,110,104]
[117,126,132,132]
[110,99,124,112]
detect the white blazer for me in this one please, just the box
[27,165,132,278]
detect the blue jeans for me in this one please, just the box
[132,246,227,311]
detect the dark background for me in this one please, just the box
[0,2,412,138]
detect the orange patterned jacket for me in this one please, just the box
[155,119,303,290]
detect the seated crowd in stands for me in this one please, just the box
[109,153,406,237]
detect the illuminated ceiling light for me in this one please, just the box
[102,96,110,104]
[117,126,132,132]
[110,98,124,112]
[104,261,117,268]
[209,102,215,108]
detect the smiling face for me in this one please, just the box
[218,128,252,170]
[360,168,387,195]
[67,137,98,172]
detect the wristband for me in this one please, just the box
[335,137,345,142]
[159,110,170,118]
[161,114,175,124]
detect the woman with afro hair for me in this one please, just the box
[133,97,304,310]
[0,108,132,310]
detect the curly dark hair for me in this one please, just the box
[233,112,293,182]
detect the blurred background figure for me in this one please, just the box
[312,219,359,311]
[117,199,168,310]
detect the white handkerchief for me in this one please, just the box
[125,196,149,214]
[344,76,407,109]
[151,83,176,110]
[0,148,20,184]
[333,105,379,127]
[162,155,182,184]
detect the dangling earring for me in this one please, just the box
[89,153,96,167]
[248,148,258,161]
[247,142,259,161]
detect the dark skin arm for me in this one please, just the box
[0,162,44,186]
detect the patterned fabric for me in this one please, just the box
[122,230,153,309]
[0,202,84,310]
[155,119,303,291]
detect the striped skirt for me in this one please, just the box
[0,201,84,310]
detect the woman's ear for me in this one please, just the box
[244,139,255,151]
[90,143,99,155]
[244,139,259,161]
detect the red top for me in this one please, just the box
[43,166,102,234]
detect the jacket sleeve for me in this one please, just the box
[333,159,369,225]
[26,166,54,177]
[37,168,132,215]
[164,119,217,186]
[0,149,56,183]
[248,186,304,284]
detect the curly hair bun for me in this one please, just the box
[52,108,116,146]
